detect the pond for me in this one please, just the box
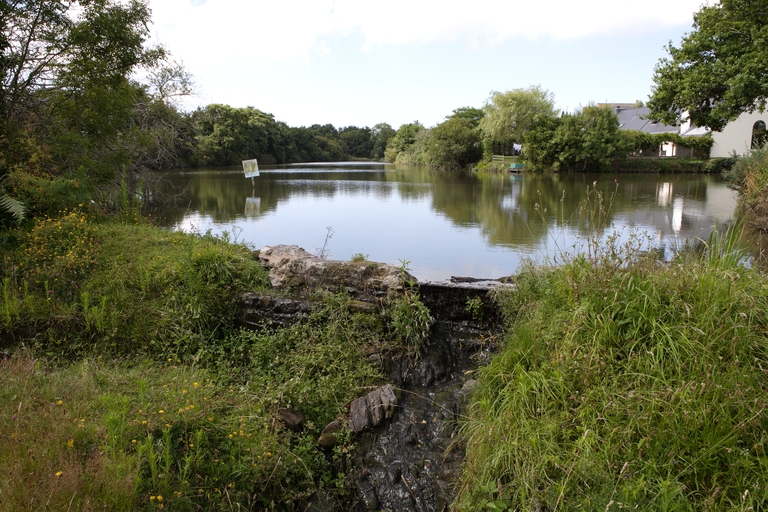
[150,163,739,281]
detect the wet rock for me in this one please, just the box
[350,384,398,433]
[238,292,315,329]
[259,244,411,301]
[318,419,344,449]
[277,408,305,431]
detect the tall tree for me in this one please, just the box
[479,86,557,154]
[339,126,373,158]
[370,122,395,159]
[524,106,630,171]
[648,0,768,131]
[426,117,482,170]
[447,107,485,128]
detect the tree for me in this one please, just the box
[524,106,630,171]
[193,105,289,166]
[2,0,167,184]
[479,86,557,154]
[446,107,485,128]
[339,126,373,158]
[648,0,768,131]
[384,122,423,162]
[370,122,395,159]
[425,117,482,170]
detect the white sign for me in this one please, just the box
[242,159,260,178]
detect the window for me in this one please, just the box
[752,120,767,149]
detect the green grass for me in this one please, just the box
[2,211,269,356]
[455,234,768,510]
[0,213,386,510]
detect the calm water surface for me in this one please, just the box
[152,162,738,281]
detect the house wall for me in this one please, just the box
[710,110,768,158]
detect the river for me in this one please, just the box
[150,163,739,281]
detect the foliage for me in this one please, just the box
[2,217,270,355]
[384,122,425,162]
[370,122,396,160]
[623,130,713,159]
[723,146,768,229]
[0,352,353,511]
[1,216,388,509]
[525,106,631,171]
[339,125,373,159]
[611,158,715,174]
[385,259,434,356]
[425,117,483,170]
[456,225,768,510]
[447,106,486,128]
[2,0,167,183]
[479,86,557,155]
[193,104,289,166]
[648,0,768,131]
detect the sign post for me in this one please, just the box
[242,159,259,186]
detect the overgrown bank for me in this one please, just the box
[0,214,401,510]
[457,232,768,510]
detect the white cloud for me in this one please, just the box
[148,0,705,61]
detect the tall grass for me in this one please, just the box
[455,222,768,510]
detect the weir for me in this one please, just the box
[239,246,508,510]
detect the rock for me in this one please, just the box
[238,293,315,329]
[317,419,344,449]
[350,384,399,433]
[258,244,412,301]
[277,408,305,431]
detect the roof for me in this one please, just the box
[617,107,679,134]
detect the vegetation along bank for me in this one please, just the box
[4,0,768,510]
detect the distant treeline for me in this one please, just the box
[188,104,396,167]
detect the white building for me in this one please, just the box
[706,110,767,158]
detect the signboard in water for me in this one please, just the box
[242,159,259,178]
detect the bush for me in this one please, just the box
[2,219,270,355]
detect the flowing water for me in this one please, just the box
[150,162,738,281]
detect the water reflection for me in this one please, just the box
[149,163,738,281]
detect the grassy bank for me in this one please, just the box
[455,231,768,510]
[0,213,387,510]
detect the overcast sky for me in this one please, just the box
[146,0,708,129]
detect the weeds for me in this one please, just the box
[385,258,434,357]
[316,225,334,259]
[456,215,768,510]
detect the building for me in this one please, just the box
[606,102,768,158]
[701,110,768,158]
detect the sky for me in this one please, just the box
[146,0,709,129]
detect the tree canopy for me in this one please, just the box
[524,106,630,171]
[479,86,557,151]
[648,0,768,131]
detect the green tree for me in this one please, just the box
[525,106,629,171]
[648,0,768,131]
[193,105,288,166]
[2,0,167,183]
[384,122,423,162]
[425,117,482,170]
[479,86,557,155]
[339,126,373,158]
[447,107,485,128]
[370,122,395,159]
